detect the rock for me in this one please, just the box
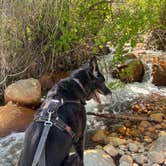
[111,54,144,83]
[128,143,139,152]
[0,133,24,166]
[39,71,70,91]
[104,136,128,146]
[0,102,35,137]
[92,129,109,142]
[133,154,147,165]
[151,164,160,166]
[139,121,151,128]
[5,78,41,106]
[148,151,164,164]
[119,155,133,165]
[133,163,139,166]
[152,63,166,86]
[149,113,165,121]
[119,161,131,166]
[84,149,115,166]
[103,144,118,157]
[150,135,166,153]
[144,135,153,143]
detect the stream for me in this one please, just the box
[0,52,166,166]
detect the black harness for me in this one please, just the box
[34,98,79,142]
[32,98,80,166]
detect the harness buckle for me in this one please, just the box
[44,121,53,126]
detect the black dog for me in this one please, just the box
[18,57,111,166]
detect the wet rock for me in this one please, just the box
[84,149,115,166]
[119,155,133,165]
[0,102,34,137]
[0,133,24,165]
[5,78,41,107]
[111,53,144,83]
[92,129,109,142]
[152,63,166,86]
[148,151,164,164]
[128,143,139,152]
[103,144,118,157]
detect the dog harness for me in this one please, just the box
[32,98,80,166]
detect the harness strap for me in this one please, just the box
[34,117,77,142]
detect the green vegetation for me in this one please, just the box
[108,79,125,90]
[0,0,165,84]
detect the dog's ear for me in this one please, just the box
[89,56,99,77]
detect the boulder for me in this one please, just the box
[84,149,115,166]
[39,71,70,91]
[0,102,35,137]
[152,63,166,86]
[111,53,144,83]
[150,135,166,153]
[5,78,41,106]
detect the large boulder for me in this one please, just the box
[111,53,144,83]
[152,63,166,86]
[5,78,41,106]
[0,102,35,137]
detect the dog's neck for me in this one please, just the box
[72,78,87,96]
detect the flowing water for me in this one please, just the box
[0,52,166,165]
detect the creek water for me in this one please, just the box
[0,52,166,166]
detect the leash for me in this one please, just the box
[32,106,54,166]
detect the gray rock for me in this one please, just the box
[151,164,160,166]
[148,151,164,164]
[119,155,133,165]
[150,135,166,153]
[103,144,118,157]
[84,149,115,166]
[133,154,147,165]
[128,143,139,152]
[119,161,131,166]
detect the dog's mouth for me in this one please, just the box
[92,90,102,104]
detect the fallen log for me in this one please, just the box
[87,112,162,123]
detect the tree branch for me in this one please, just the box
[87,112,162,123]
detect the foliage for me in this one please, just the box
[0,0,165,89]
[108,79,125,90]
[95,0,166,64]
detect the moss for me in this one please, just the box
[119,61,141,82]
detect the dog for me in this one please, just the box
[18,57,111,166]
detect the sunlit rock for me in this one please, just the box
[84,149,115,166]
[5,78,41,107]
[0,102,34,137]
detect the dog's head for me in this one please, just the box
[72,56,111,104]
[87,56,111,103]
